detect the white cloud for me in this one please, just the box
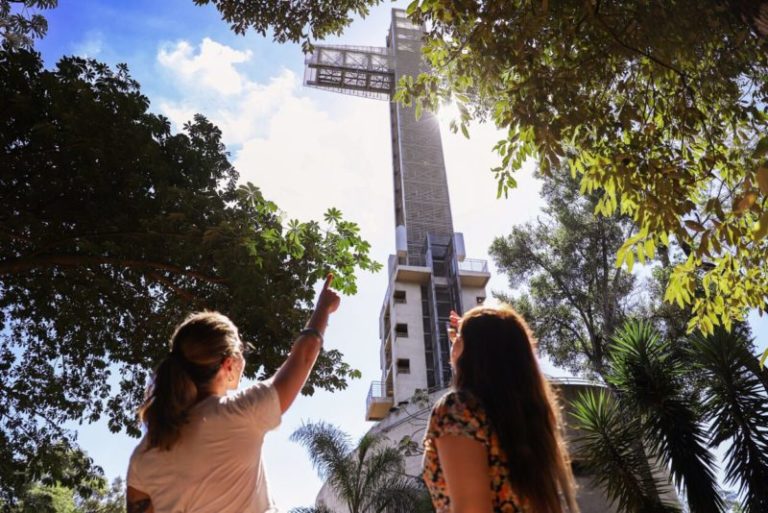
[158,38,253,95]
[72,31,104,58]
[155,38,393,233]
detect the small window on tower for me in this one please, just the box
[397,359,411,374]
[476,296,486,305]
[395,323,408,337]
[393,290,406,304]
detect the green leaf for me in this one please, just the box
[752,212,768,241]
[754,137,768,159]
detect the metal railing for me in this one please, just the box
[458,258,489,273]
[547,376,605,387]
[366,380,392,410]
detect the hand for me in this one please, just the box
[316,274,340,315]
[448,310,461,343]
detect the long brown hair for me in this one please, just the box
[138,311,242,450]
[453,305,579,513]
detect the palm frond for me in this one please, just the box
[289,505,335,513]
[361,446,405,493]
[570,389,678,513]
[370,475,433,513]
[292,422,427,513]
[609,320,723,513]
[290,422,357,506]
[690,329,768,513]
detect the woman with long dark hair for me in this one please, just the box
[422,305,578,513]
[125,275,340,513]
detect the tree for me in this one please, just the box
[400,0,768,340]
[574,320,768,513]
[607,321,723,513]
[490,172,636,377]
[0,49,379,503]
[0,445,119,513]
[0,0,57,49]
[689,329,768,513]
[290,422,433,513]
[200,0,768,339]
[571,390,678,513]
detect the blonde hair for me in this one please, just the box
[138,311,242,450]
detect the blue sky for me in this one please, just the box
[30,0,768,509]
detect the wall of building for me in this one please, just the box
[389,281,428,405]
[460,284,487,312]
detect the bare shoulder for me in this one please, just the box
[126,486,154,513]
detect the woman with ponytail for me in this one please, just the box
[422,305,579,513]
[126,275,340,513]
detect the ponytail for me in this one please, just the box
[139,356,198,450]
[138,312,241,451]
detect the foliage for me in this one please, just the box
[290,506,334,513]
[194,0,385,52]
[490,172,636,376]
[571,390,678,513]
[689,329,768,513]
[607,321,723,513]
[395,0,768,339]
[0,0,57,49]
[0,49,379,503]
[12,485,78,513]
[0,442,105,512]
[574,320,768,513]
[0,446,124,513]
[290,421,433,513]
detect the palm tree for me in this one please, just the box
[290,421,432,513]
[571,389,678,513]
[608,320,724,513]
[689,329,768,513]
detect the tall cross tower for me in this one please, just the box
[304,9,490,419]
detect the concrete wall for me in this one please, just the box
[460,285,487,312]
[389,282,428,405]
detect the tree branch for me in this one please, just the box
[0,254,226,285]
[593,13,691,94]
[147,271,204,304]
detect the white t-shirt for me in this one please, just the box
[127,381,282,513]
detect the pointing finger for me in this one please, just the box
[323,273,334,291]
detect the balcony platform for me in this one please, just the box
[366,381,394,421]
[458,258,491,288]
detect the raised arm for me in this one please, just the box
[272,274,340,413]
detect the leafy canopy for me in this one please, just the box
[398,1,768,338]
[0,49,379,502]
[491,172,636,376]
[0,0,57,49]
[199,0,768,337]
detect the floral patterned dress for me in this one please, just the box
[422,390,525,513]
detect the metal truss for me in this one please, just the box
[304,44,395,101]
